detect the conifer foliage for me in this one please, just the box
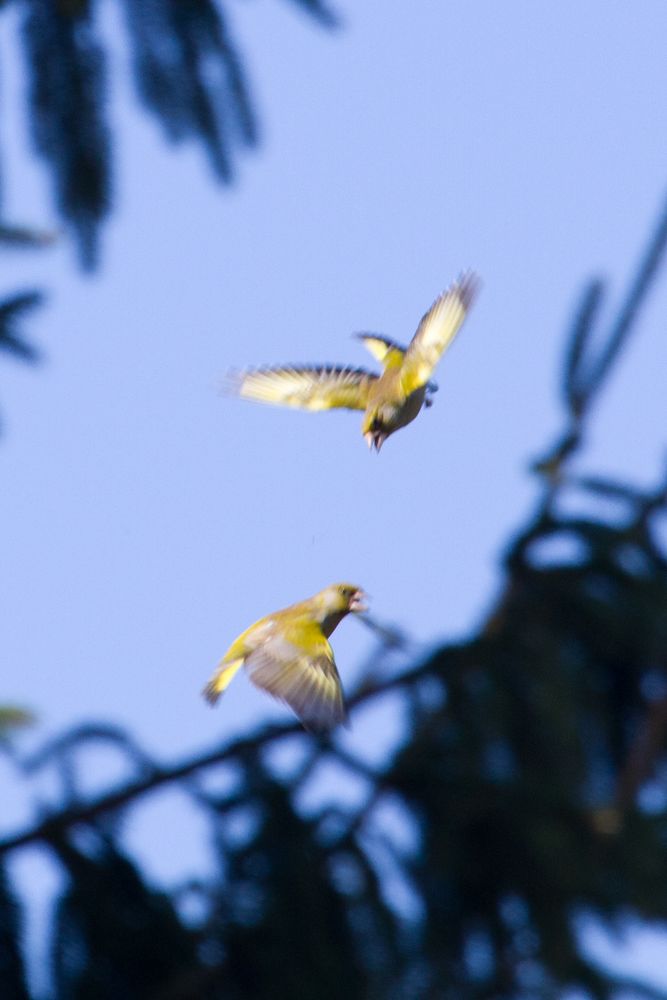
[14,0,337,267]
[0,225,53,430]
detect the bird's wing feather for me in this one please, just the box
[202,659,244,704]
[202,617,276,705]
[354,333,405,370]
[244,627,346,731]
[400,272,479,395]
[226,365,375,411]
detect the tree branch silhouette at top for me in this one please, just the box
[12,0,337,267]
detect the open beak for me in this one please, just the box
[364,432,384,452]
[349,589,368,613]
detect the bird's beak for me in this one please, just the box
[349,589,368,613]
[364,432,383,452]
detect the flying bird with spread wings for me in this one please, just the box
[203,583,367,731]
[225,272,479,450]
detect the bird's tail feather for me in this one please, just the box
[202,658,244,705]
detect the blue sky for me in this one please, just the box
[2,0,667,990]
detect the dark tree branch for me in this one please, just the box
[532,190,667,491]
[0,648,452,855]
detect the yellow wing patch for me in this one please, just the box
[400,272,480,395]
[355,333,405,370]
[226,365,375,412]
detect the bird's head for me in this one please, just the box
[317,583,368,617]
[334,583,368,613]
[314,584,368,637]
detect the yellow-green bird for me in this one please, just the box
[226,272,479,450]
[203,583,367,730]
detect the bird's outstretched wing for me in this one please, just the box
[226,365,375,411]
[244,631,346,731]
[354,333,405,370]
[400,272,479,395]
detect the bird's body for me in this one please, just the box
[203,584,366,730]
[226,273,479,450]
[362,375,427,448]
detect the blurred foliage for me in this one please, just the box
[0,291,44,365]
[4,0,338,267]
[50,840,201,1000]
[1,203,667,998]
[0,225,52,430]
[0,864,29,1000]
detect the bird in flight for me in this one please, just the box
[203,583,367,731]
[225,272,479,450]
